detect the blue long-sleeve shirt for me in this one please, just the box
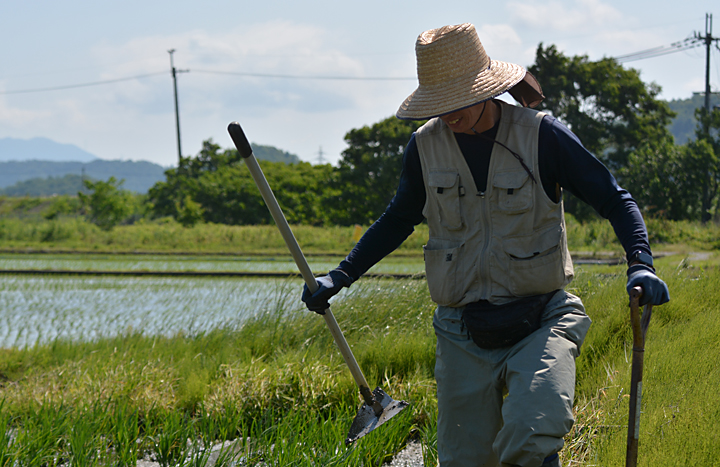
[339,114,650,280]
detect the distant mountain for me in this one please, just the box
[1,174,86,197]
[252,143,301,164]
[0,136,302,196]
[0,137,97,162]
[667,94,720,145]
[0,160,167,194]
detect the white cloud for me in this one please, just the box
[477,24,522,54]
[91,21,366,80]
[80,21,380,125]
[473,23,533,66]
[509,0,623,32]
[0,99,52,127]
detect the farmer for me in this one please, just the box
[302,23,669,467]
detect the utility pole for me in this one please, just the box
[695,13,720,116]
[168,49,189,163]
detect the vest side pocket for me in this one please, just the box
[423,241,464,306]
[502,224,566,296]
[428,169,464,230]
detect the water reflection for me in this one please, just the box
[0,275,317,349]
[0,254,424,275]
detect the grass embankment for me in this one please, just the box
[1,215,719,256]
[0,261,718,465]
[0,218,422,256]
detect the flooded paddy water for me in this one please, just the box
[0,253,426,348]
[0,253,425,275]
[0,275,304,348]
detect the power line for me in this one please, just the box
[192,69,415,81]
[614,37,702,63]
[0,72,166,95]
[0,68,415,97]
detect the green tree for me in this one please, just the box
[330,117,425,225]
[42,195,82,220]
[621,107,720,222]
[621,137,695,220]
[78,177,136,230]
[147,140,240,224]
[175,194,205,227]
[529,44,675,170]
[148,139,337,226]
[528,44,676,221]
[692,107,720,222]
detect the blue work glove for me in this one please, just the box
[626,265,670,306]
[301,268,354,314]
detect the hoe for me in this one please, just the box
[626,286,653,467]
[227,122,409,445]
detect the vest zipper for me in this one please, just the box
[478,177,492,299]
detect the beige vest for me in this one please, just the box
[416,100,574,307]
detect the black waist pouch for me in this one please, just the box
[461,290,558,349]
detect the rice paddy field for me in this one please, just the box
[0,253,427,349]
[0,228,717,465]
[0,254,425,275]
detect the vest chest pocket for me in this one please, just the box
[492,170,533,213]
[428,170,463,230]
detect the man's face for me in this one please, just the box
[439,102,485,134]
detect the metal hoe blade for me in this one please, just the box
[346,387,410,445]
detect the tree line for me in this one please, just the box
[77,44,720,230]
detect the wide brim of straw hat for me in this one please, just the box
[396,23,527,120]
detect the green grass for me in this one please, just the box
[0,214,719,256]
[577,265,720,466]
[0,217,429,256]
[0,261,718,465]
[0,279,437,465]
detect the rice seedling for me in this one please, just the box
[0,275,307,348]
[12,403,71,466]
[68,409,104,467]
[110,399,142,466]
[153,410,194,467]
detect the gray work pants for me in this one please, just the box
[433,290,591,467]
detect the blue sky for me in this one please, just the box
[1,0,717,166]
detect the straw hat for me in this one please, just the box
[396,23,540,120]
